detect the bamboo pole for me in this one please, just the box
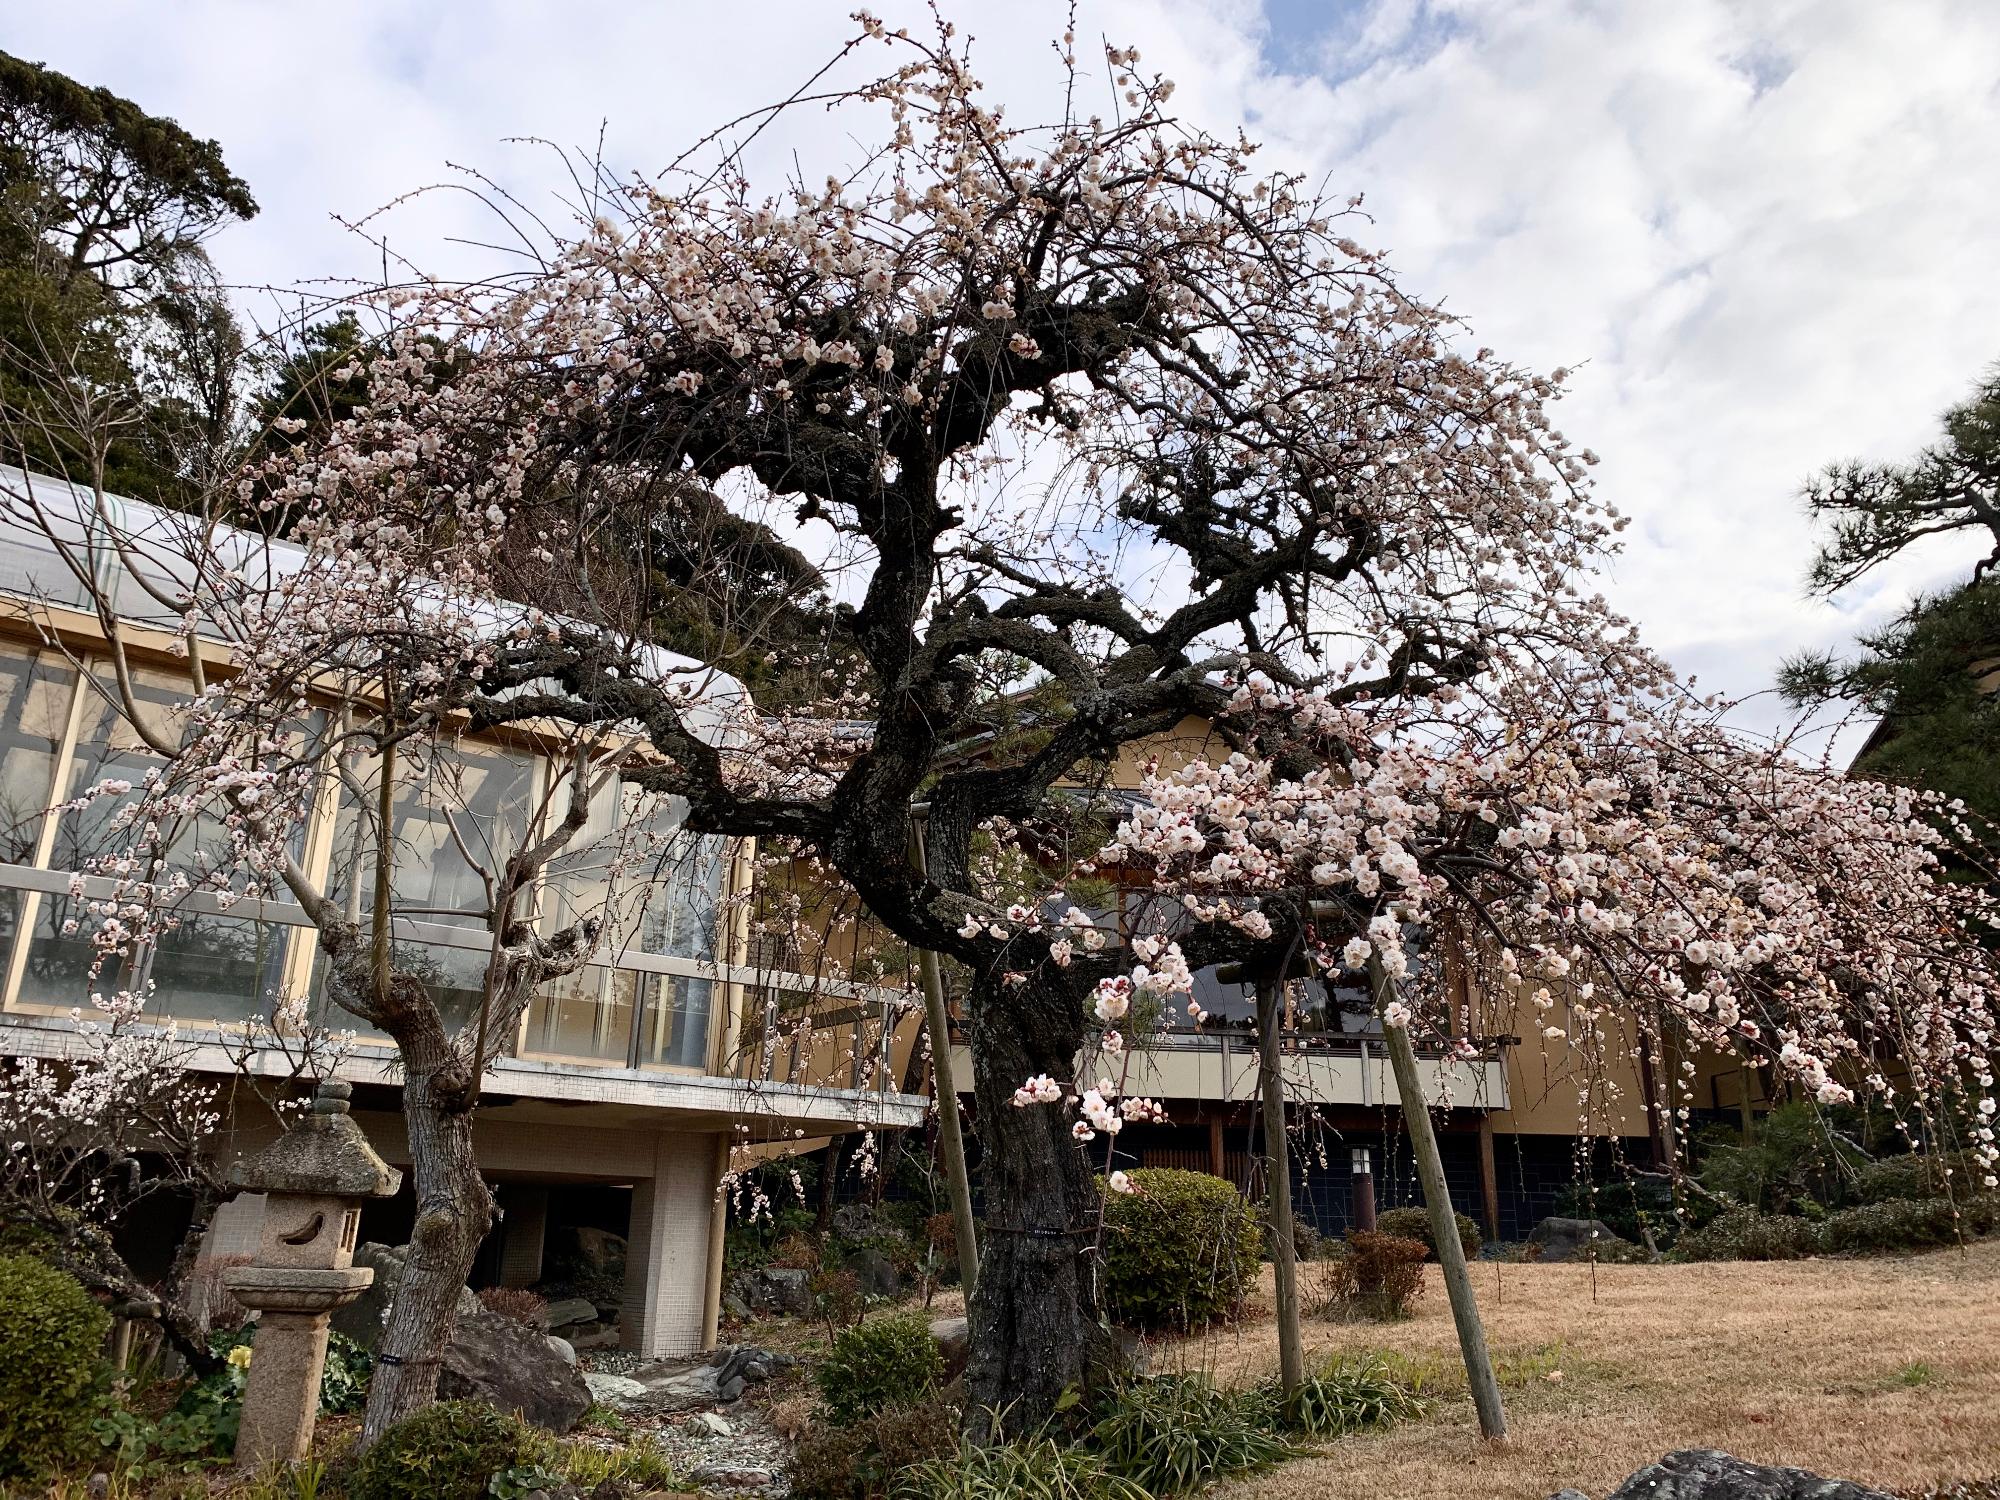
[1370,954,1507,1441]
[1255,974,1306,1396]
[909,818,980,1297]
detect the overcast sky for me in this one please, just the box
[12,0,2000,757]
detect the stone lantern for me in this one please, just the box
[223,1079,401,1466]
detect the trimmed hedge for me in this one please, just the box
[1822,1193,2000,1254]
[1676,1207,1821,1262]
[1680,1194,2000,1261]
[1373,1206,1481,1261]
[0,1253,110,1483]
[1850,1149,1984,1206]
[1101,1169,1262,1331]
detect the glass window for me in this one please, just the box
[327,738,534,928]
[636,971,711,1070]
[0,642,77,1010]
[522,786,724,1070]
[0,642,74,865]
[319,738,533,1037]
[15,660,297,1021]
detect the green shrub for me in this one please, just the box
[1676,1207,1822,1262]
[1554,1176,1711,1248]
[0,1252,111,1482]
[345,1400,538,1500]
[1373,1206,1481,1260]
[1696,1102,1869,1214]
[1099,1168,1262,1331]
[1850,1149,1984,1205]
[1316,1231,1429,1319]
[1822,1194,2000,1253]
[1272,1355,1430,1437]
[816,1312,944,1426]
[1088,1375,1289,1494]
[894,1437,1151,1500]
[791,1390,962,1500]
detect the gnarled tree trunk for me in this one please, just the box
[962,965,1116,1436]
[359,1020,495,1443]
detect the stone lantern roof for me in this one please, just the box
[228,1080,402,1199]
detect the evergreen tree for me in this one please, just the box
[0,50,257,501]
[1782,367,2000,819]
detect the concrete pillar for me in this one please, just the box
[621,1132,717,1359]
[498,1185,549,1289]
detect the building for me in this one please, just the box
[0,466,924,1357]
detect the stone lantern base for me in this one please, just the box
[224,1264,375,1465]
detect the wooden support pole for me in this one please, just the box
[1371,955,1507,1442]
[1256,975,1305,1397]
[909,819,979,1298]
[1207,1116,1226,1180]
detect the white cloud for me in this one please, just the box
[12,0,1999,756]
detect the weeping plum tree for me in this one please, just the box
[219,20,1640,1424]
[23,14,1999,1442]
[1029,666,2000,1430]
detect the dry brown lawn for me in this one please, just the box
[1154,1242,2000,1500]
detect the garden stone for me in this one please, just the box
[584,1372,651,1409]
[544,1296,600,1329]
[329,1241,479,1349]
[569,1226,627,1280]
[1528,1216,1622,1262]
[931,1316,969,1377]
[1549,1449,1896,1500]
[831,1202,881,1239]
[437,1296,592,1432]
[329,1244,590,1431]
[729,1266,813,1316]
[849,1245,902,1298]
[696,1411,734,1436]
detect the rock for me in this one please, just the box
[585,1372,650,1407]
[723,1293,751,1321]
[437,1297,593,1433]
[849,1245,902,1298]
[1115,1327,1153,1378]
[546,1334,576,1366]
[570,1323,621,1351]
[729,1266,813,1317]
[1550,1450,1896,1500]
[570,1226,628,1279]
[585,1345,792,1416]
[1527,1216,1626,1263]
[324,1242,588,1431]
[330,1242,479,1349]
[688,1465,776,1490]
[831,1202,881,1239]
[931,1316,969,1379]
[544,1296,600,1329]
[696,1411,734,1436]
